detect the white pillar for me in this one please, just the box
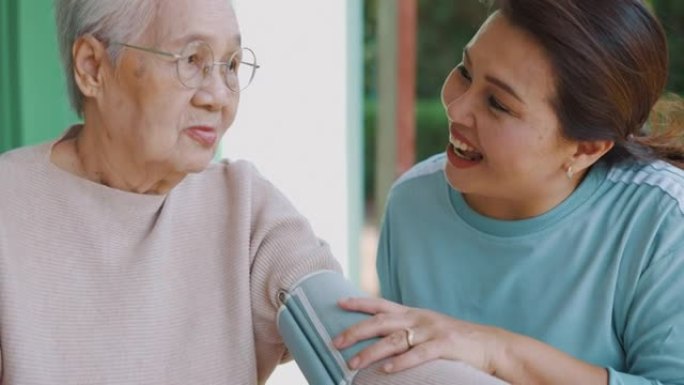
[223,1,363,383]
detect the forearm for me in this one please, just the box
[277,271,508,385]
[354,359,508,385]
[494,329,608,385]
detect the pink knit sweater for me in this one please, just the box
[0,143,505,385]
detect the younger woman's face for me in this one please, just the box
[441,12,578,219]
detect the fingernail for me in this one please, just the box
[349,357,360,369]
[383,363,394,373]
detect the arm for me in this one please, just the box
[354,359,508,385]
[245,167,502,384]
[247,171,343,381]
[606,247,684,385]
[341,230,684,385]
[277,270,507,385]
[494,330,609,384]
[334,297,608,385]
[244,170,495,384]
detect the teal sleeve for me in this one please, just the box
[608,368,664,385]
[376,202,401,303]
[609,248,684,385]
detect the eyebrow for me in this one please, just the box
[464,48,525,104]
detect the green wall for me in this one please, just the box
[0,0,21,152]
[0,0,77,154]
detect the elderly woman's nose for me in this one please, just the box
[193,69,233,110]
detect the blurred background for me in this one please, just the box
[0,0,682,383]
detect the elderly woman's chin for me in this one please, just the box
[168,129,221,172]
[179,147,219,174]
[157,140,216,175]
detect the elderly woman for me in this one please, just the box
[334,0,684,384]
[0,0,507,384]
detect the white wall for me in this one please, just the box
[224,1,363,384]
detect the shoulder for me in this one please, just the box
[0,143,49,169]
[382,154,449,215]
[602,161,684,258]
[606,160,684,215]
[391,154,446,193]
[0,144,52,192]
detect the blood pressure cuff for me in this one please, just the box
[276,270,379,385]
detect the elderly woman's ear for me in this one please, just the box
[72,35,109,99]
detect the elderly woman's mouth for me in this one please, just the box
[185,126,219,147]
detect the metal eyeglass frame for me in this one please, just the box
[111,41,260,92]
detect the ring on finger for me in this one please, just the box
[404,327,415,349]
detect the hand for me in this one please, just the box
[332,297,505,375]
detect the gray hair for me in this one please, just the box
[55,0,158,115]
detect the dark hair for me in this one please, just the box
[496,0,684,168]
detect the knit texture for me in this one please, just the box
[0,141,340,384]
[0,142,506,385]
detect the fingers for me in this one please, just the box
[337,296,405,314]
[382,339,442,373]
[333,311,408,349]
[347,328,416,370]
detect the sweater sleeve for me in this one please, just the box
[247,171,342,380]
[609,247,684,385]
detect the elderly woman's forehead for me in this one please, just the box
[150,0,240,47]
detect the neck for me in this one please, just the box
[463,171,587,220]
[61,124,185,195]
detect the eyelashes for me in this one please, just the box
[488,96,509,113]
[455,64,511,115]
[457,65,472,82]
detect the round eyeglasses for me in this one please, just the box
[113,41,260,92]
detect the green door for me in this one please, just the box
[0,0,77,154]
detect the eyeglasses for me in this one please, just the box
[112,40,260,92]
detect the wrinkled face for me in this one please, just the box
[442,12,576,209]
[97,0,240,174]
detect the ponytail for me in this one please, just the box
[632,93,684,169]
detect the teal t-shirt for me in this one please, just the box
[377,154,684,385]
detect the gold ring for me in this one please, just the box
[404,327,415,349]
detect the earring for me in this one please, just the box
[566,165,574,180]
